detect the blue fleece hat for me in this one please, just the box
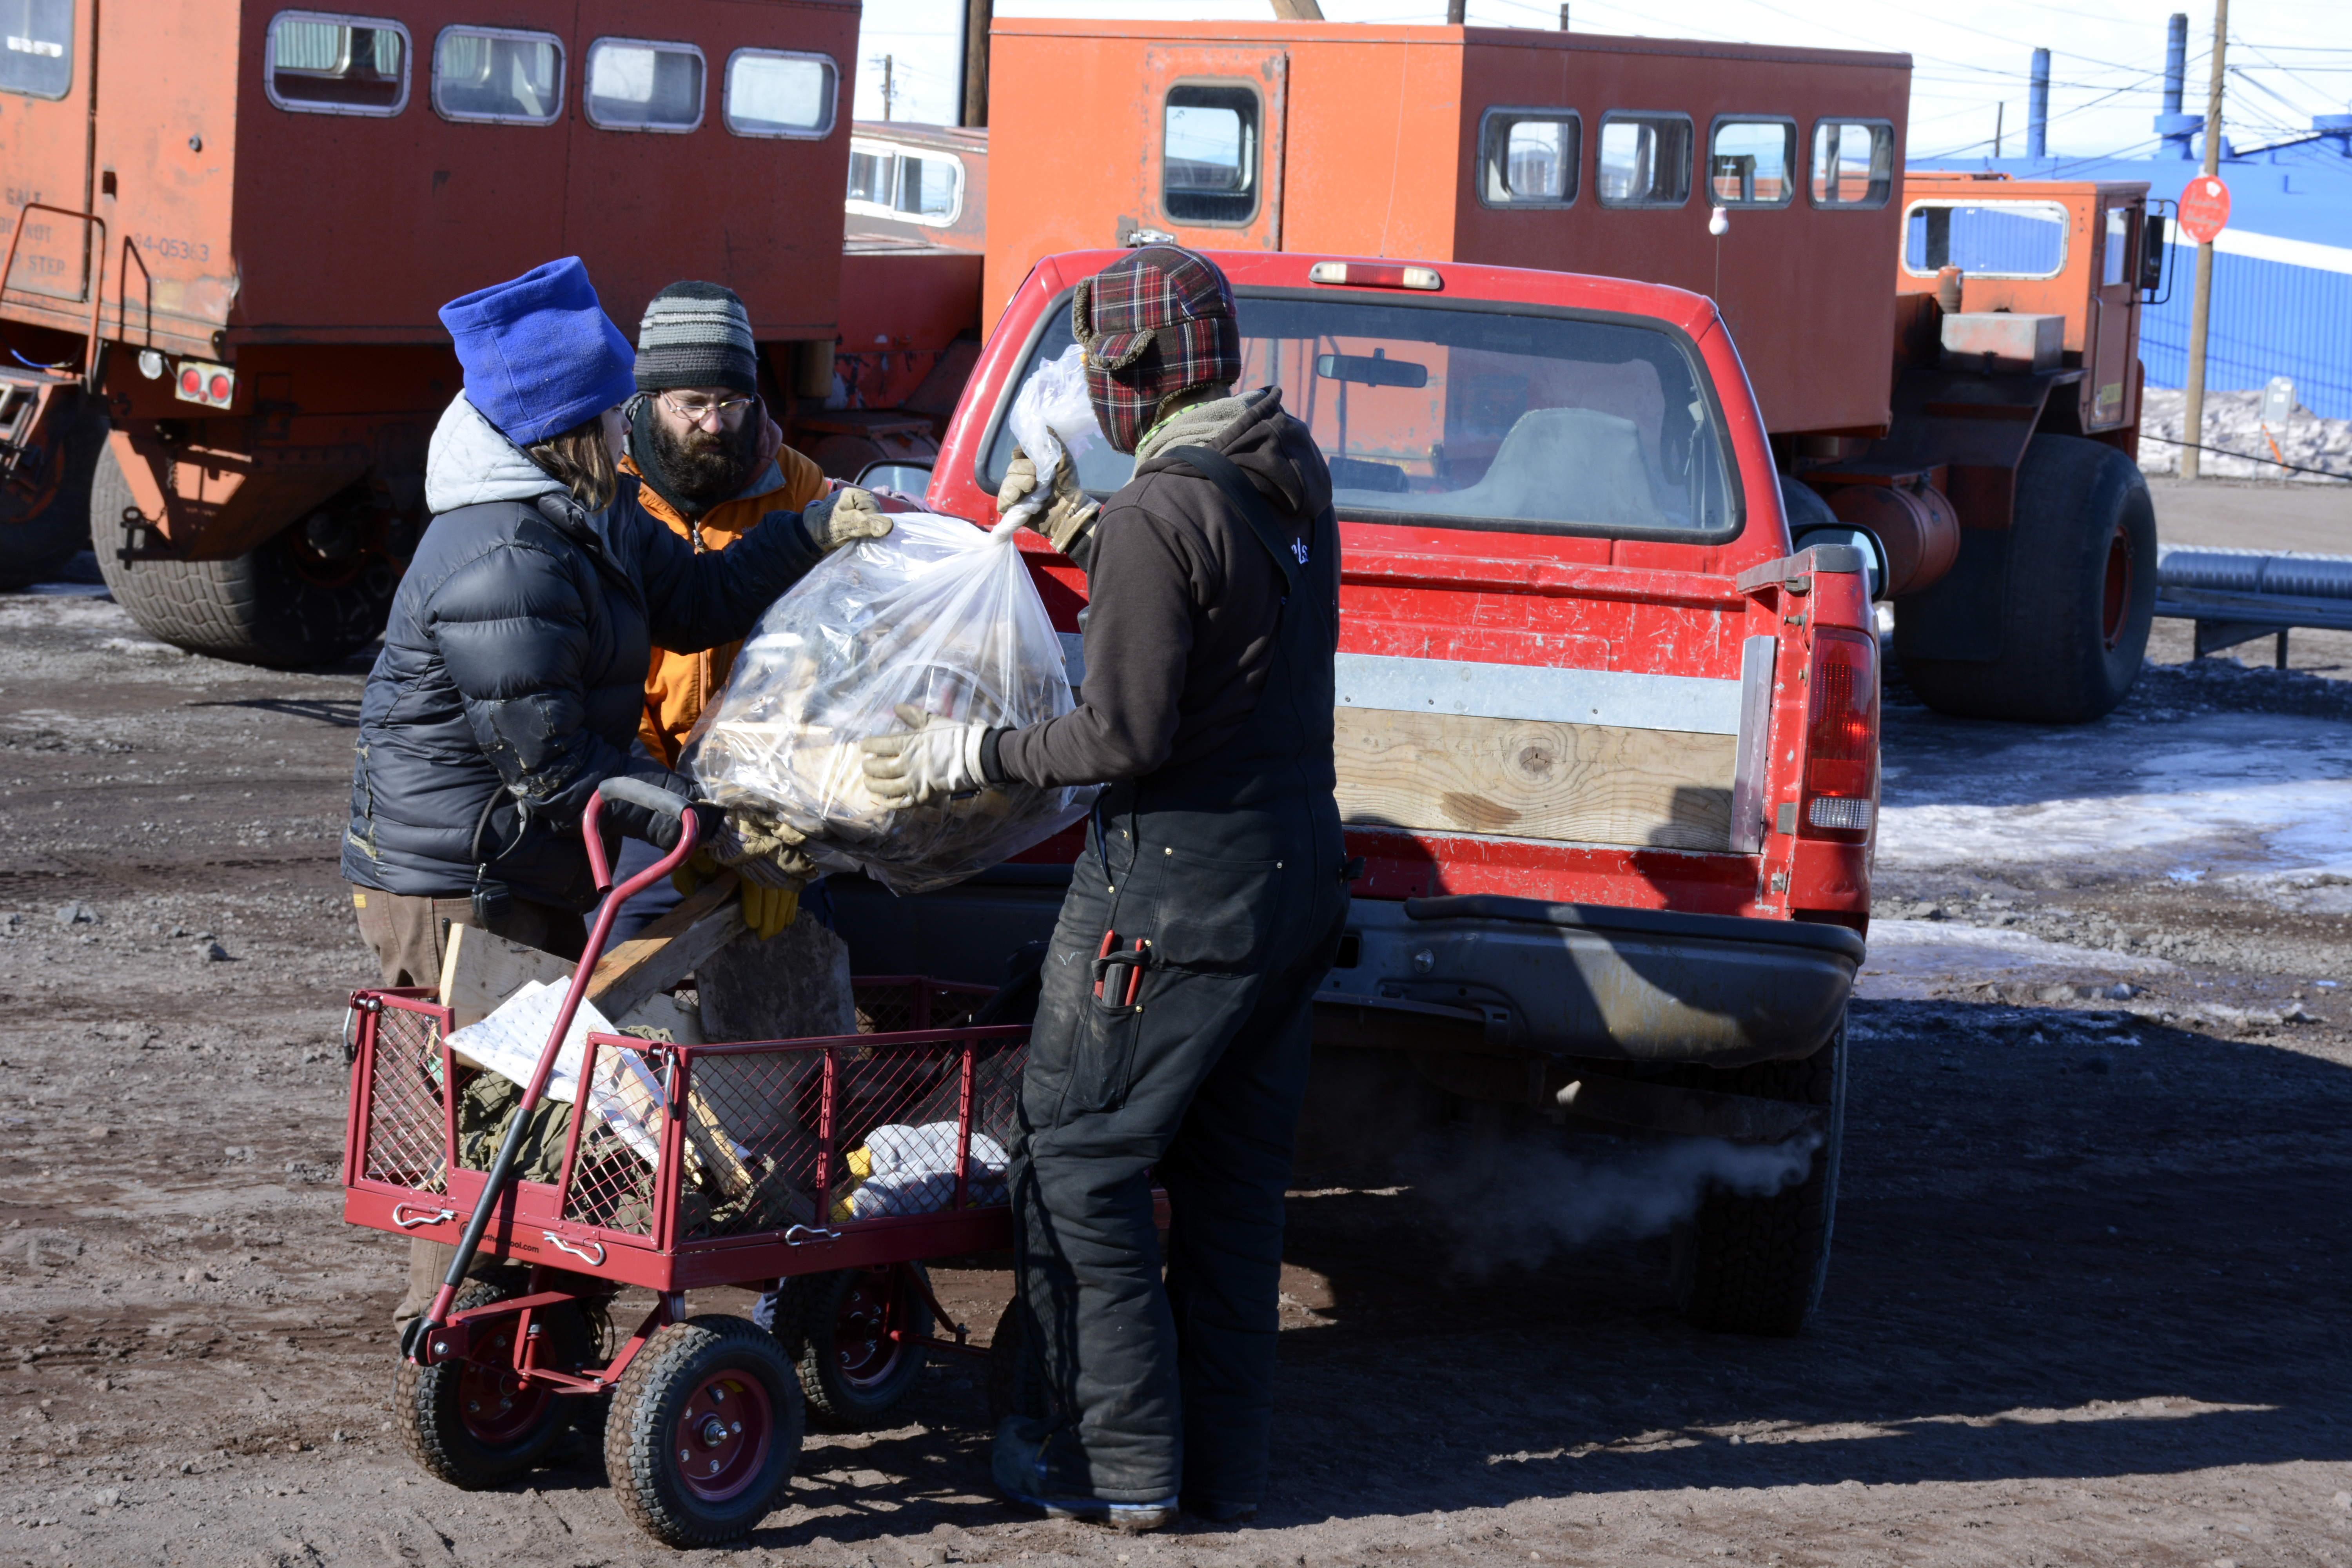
[437,257,638,448]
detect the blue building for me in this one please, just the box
[1909,127,2352,420]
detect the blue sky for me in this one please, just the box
[845,0,2352,162]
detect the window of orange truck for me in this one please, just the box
[724,49,837,139]
[265,11,409,116]
[586,36,704,132]
[432,26,563,125]
[0,0,71,100]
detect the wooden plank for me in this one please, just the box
[439,924,575,1031]
[1334,708,1736,851]
[586,871,746,1021]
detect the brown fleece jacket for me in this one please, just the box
[991,387,1337,789]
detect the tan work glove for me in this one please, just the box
[800,486,893,552]
[996,445,1100,557]
[858,704,989,809]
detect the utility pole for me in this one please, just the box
[877,54,896,122]
[1559,4,1569,28]
[961,0,992,126]
[1446,0,1466,25]
[2180,0,2227,482]
[1994,102,2004,159]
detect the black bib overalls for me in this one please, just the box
[1006,446,1350,1508]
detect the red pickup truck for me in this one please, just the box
[833,247,1876,1337]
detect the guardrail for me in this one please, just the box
[2154,545,2352,665]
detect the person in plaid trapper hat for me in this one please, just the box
[859,247,1348,1532]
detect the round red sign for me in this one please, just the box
[2178,174,2231,245]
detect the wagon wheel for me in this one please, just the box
[773,1263,935,1431]
[395,1269,593,1488]
[605,1316,804,1549]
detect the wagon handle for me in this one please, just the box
[399,788,704,1363]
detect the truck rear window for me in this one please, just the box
[982,292,1737,541]
[0,0,71,101]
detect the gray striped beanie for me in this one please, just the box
[634,280,758,397]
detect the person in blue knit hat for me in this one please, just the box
[338,256,893,1329]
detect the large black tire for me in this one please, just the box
[90,441,401,666]
[1670,1019,1846,1336]
[772,1263,934,1431]
[0,390,104,589]
[1900,434,2156,723]
[395,1270,597,1488]
[605,1315,803,1549]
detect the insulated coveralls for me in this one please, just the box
[1008,444,1349,1508]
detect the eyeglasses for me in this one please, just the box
[659,392,755,426]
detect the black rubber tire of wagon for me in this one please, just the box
[394,1269,597,1489]
[0,390,103,589]
[774,1263,935,1431]
[89,442,400,667]
[1898,434,2157,724]
[1669,1016,1847,1337]
[604,1315,804,1549]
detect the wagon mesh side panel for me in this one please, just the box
[682,1034,1027,1242]
[680,1047,829,1241]
[560,1039,662,1237]
[363,1006,448,1195]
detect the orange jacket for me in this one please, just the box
[628,445,831,768]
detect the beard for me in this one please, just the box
[649,407,760,508]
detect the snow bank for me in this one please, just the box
[2137,387,2352,482]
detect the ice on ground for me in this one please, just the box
[2138,387,2352,482]
[1877,711,2352,883]
[1857,919,2176,1001]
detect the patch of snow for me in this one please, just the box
[1877,712,2352,882]
[2138,387,2352,482]
[1857,919,2176,999]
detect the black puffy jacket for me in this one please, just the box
[341,400,822,910]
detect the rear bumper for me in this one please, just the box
[832,874,1860,1070]
[1319,894,1862,1067]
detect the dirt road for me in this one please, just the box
[4,588,2350,1568]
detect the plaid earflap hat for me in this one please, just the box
[1071,246,1241,454]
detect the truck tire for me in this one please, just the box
[0,390,104,589]
[1899,434,2155,723]
[1669,1018,1845,1337]
[89,442,401,666]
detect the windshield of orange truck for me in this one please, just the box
[980,290,1737,540]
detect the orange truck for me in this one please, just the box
[0,1,879,663]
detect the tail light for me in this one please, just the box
[1800,629,1878,842]
[172,358,235,410]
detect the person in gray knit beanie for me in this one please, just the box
[635,279,760,399]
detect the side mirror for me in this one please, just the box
[1791,523,1887,602]
[2140,212,2170,298]
[854,459,934,499]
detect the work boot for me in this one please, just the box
[991,1419,1178,1534]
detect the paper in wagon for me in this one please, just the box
[445,981,662,1167]
[682,510,1095,896]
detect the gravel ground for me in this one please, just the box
[3,592,2350,1568]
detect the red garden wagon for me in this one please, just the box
[340,782,1029,1548]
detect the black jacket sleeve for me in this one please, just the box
[609,483,828,653]
[993,497,1211,789]
[430,534,631,835]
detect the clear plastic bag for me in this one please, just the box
[682,511,1093,896]
[1000,343,1099,527]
